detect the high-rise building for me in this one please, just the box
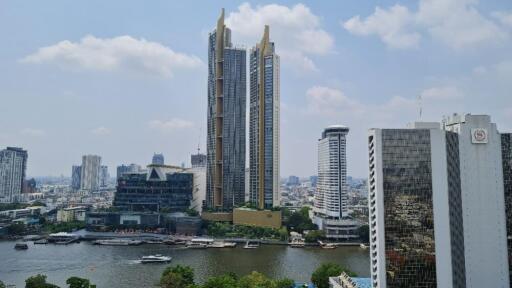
[443,114,509,287]
[116,163,142,180]
[249,26,280,210]
[287,176,300,186]
[71,165,81,190]
[100,165,109,187]
[314,125,349,220]
[191,152,206,168]
[310,175,318,187]
[369,115,509,288]
[114,165,193,212]
[0,147,28,203]
[206,9,246,211]
[80,155,101,191]
[313,126,360,241]
[152,153,165,165]
[502,133,512,287]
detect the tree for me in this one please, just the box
[286,207,316,233]
[25,274,60,288]
[201,273,238,288]
[274,278,294,288]
[0,280,6,288]
[304,230,325,243]
[66,277,96,288]
[160,265,195,288]
[358,225,369,243]
[238,272,275,288]
[311,263,356,288]
[8,223,26,235]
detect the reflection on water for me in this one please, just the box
[0,241,369,287]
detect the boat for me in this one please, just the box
[360,244,368,249]
[143,239,163,244]
[48,232,80,244]
[15,243,29,250]
[93,239,143,246]
[290,239,306,248]
[34,239,49,245]
[208,241,237,248]
[164,239,187,245]
[321,243,336,249]
[186,237,213,249]
[140,254,172,263]
[243,241,260,249]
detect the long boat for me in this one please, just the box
[93,239,143,246]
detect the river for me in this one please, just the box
[0,241,370,287]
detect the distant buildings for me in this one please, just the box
[80,155,101,191]
[206,9,246,211]
[71,165,81,190]
[191,152,206,168]
[287,176,300,186]
[114,165,193,212]
[152,153,165,165]
[0,147,28,203]
[116,163,142,180]
[100,165,109,187]
[368,114,509,288]
[309,176,318,187]
[249,25,280,210]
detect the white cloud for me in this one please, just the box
[20,128,45,137]
[343,5,421,49]
[225,3,333,72]
[149,119,194,133]
[492,11,512,29]
[420,86,463,101]
[21,35,202,77]
[306,86,363,116]
[91,126,111,136]
[342,0,509,49]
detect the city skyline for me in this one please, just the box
[1,1,512,179]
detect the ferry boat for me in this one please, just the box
[186,237,213,249]
[208,241,237,248]
[359,244,368,249]
[14,243,28,250]
[140,255,172,263]
[290,239,306,248]
[164,239,187,245]
[321,243,336,249]
[34,239,49,245]
[93,239,143,246]
[48,232,80,244]
[243,241,260,249]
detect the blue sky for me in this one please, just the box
[1,0,511,178]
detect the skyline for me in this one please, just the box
[1,0,512,178]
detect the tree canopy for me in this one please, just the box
[311,263,356,288]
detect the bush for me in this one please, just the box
[161,265,195,288]
[25,274,59,288]
[304,230,325,243]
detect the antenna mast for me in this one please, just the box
[417,94,423,120]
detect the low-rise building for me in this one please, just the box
[329,272,371,288]
[56,206,87,222]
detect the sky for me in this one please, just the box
[1,0,511,179]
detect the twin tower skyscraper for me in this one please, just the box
[206,9,280,211]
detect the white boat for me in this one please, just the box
[186,237,213,249]
[360,244,368,249]
[243,241,260,249]
[321,243,336,249]
[93,239,143,246]
[290,239,306,248]
[48,232,80,244]
[208,241,237,248]
[140,254,172,263]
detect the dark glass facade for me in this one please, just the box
[502,133,512,286]
[445,131,466,288]
[381,130,437,287]
[114,172,193,212]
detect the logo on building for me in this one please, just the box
[471,128,488,144]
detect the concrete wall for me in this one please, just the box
[201,211,233,222]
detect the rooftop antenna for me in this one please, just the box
[197,127,202,154]
[417,94,423,120]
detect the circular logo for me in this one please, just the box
[473,129,487,141]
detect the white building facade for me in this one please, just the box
[0,147,27,203]
[80,155,101,191]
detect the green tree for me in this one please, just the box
[201,273,238,288]
[358,225,369,243]
[274,278,294,288]
[8,223,26,235]
[304,230,325,243]
[160,265,195,288]
[238,272,275,288]
[25,274,60,288]
[286,207,316,233]
[0,280,6,288]
[66,277,96,288]
[311,263,356,288]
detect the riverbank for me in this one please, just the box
[0,240,370,288]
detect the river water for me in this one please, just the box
[0,241,370,288]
